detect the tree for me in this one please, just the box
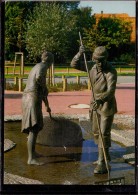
[25,2,77,62]
[5,2,96,63]
[5,1,36,60]
[56,1,80,10]
[66,6,95,60]
[83,16,132,60]
[75,7,95,32]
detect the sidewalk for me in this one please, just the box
[4,83,135,117]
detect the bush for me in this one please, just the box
[48,81,88,92]
[5,82,26,91]
[114,53,135,63]
[5,81,88,92]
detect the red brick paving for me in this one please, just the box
[4,83,135,116]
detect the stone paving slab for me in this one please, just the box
[123,153,135,165]
[4,139,16,152]
[4,172,44,184]
[111,129,134,147]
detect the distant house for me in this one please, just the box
[94,12,136,43]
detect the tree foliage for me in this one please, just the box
[25,2,77,62]
[5,2,134,63]
[63,6,95,59]
[5,1,36,60]
[74,7,95,32]
[55,1,79,10]
[83,16,132,60]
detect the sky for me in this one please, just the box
[79,1,136,17]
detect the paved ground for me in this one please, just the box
[4,83,135,116]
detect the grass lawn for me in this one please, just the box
[4,65,135,78]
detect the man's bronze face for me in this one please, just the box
[96,58,106,70]
[92,46,108,70]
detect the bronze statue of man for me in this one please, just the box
[21,51,54,165]
[71,46,117,174]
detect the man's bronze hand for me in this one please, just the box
[93,100,101,110]
[79,45,85,55]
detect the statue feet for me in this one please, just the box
[92,160,98,165]
[94,164,111,174]
[27,159,45,165]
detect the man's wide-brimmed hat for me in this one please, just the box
[92,46,108,60]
